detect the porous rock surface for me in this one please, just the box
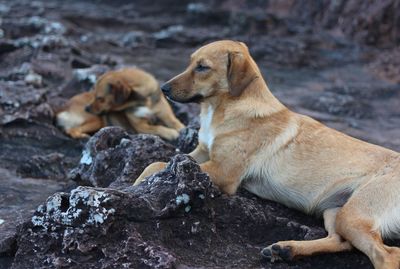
[9,127,400,269]
[8,153,362,269]
[69,127,177,188]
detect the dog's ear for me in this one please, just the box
[107,81,131,104]
[107,82,147,104]
[227,51,258,97]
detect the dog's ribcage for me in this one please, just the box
[241,120,316,212]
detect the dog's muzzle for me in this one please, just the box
[161,82,204,103]
[161,82,172,97]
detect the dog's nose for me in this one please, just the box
[161,83,171,95]
[85,105,91,113]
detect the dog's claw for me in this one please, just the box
[261,244,293,262]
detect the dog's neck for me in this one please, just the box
[202,76,287,120]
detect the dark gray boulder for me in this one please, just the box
[69,127,177,188]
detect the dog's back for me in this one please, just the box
[97,68,159,98]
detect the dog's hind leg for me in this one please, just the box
[261,207,352,262]
[126,113,179,140]
[154,97,185,131]
[336,199,400,269]
[66,118,103,139]
[335,171,400,269]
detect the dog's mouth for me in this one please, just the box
[182,94,204,103]
[166,93,204,104]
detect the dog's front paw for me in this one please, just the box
[162,128,179,141]
[133,174,147,186]
[133,162,167,186]
[67,129,90,139]
[261,243,293,262]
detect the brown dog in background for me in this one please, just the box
[134,40,400,269]
[56,67,184,140]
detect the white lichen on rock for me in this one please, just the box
[10,16,69,49]
[175,193,190,205]
[27,16,65,35]
[24,72,43,87]
[46,193,63,212]
[191,221,200,233]
[153,25,183,40]
[32,187,116,229]
[80,149,92,165]
[31,215,45,226]
[44,21,66,35]
[37,204,45,213]
[74,68,97,84]
[119,138,131,146]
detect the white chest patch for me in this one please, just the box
[198,105,214,150]
[133,106,153,118]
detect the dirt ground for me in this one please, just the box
[0,0,399,268]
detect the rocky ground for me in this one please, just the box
[0,0,399,268]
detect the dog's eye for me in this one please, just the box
[96,97,105,102]
[195,64,210,72]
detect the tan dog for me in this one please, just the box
[56,68,184,140]
[134,40,400,269]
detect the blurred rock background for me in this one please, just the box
[0,1,399,268]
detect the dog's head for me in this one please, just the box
[86,72,144,115]
[161,40,259,103]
